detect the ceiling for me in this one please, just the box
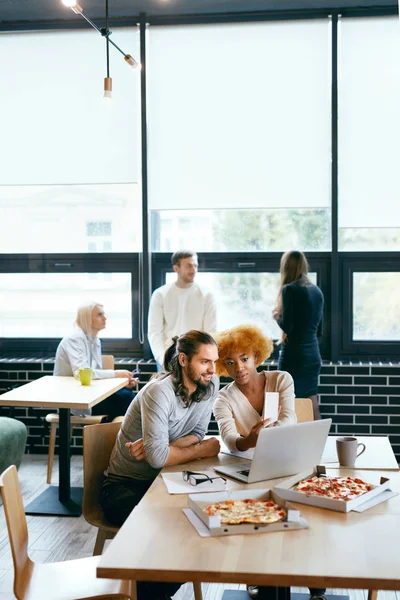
[0,0,398,28]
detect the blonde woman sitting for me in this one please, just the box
[214,324,296,453]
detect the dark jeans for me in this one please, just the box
[101,473,183,600]
[92,387,135,422]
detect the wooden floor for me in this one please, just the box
[1,456,399,600]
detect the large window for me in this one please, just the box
[148,20,332,252]
[338,17,400,251]
[340,256,400,357]
[353,272,400,341]
[0,273,132,338]
[0,28,142,253]
[166,271,317,339]
[1,13,400,361]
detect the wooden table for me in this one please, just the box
[0,375,128,517]
[97,453,400,599]
[322,435,399,471]
[220,434,399,471]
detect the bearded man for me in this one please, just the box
[101,330,220,600]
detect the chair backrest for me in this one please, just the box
[101,355,115,370]
[83,421,121,525]
[0,465,32,597]
[295,397,314,423]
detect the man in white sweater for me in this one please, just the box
[148,250,217,368]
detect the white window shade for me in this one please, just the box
[147,20,331,211]
[338,17,400,228]
[0,28,140,185]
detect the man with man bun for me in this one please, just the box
[101,330,220,600]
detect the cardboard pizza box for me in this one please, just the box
[274,466,391,513]
[187,488,308,536]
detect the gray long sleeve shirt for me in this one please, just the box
[106,373,219,481]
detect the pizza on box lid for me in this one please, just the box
[274,466,391,513]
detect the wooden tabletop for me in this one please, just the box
[97,453,400,590]
[0,375,129,410]
[322,435,399,471]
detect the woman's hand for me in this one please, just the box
[115,370,139,389]
[125,438,146,460]
[236,418,271,451]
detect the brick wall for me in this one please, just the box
[1,358,399,461]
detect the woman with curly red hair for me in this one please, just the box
[213,324,296,453]
[214,324,325,600]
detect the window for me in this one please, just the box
[148,20,331,252]
[0,273,132,338]
[353,272,400,341]
[0,28,142,253]
[338,17,400,251]
[165,271,317,339]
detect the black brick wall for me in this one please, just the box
[1,358,400,462]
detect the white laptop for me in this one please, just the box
[214,419,332,484]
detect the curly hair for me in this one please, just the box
[214,324,273,377]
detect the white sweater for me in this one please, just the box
[148,281,217,365]
[54,328,116,416]
[54,328,115,380]
[213,370,297,452]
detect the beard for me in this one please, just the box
[186,363,211,391]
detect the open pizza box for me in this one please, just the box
[274,466,391,513]
[186,488,308,537]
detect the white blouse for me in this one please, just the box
[213,370,297,452]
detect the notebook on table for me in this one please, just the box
[214,418,332,484]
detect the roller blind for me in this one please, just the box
[147,20,331,211]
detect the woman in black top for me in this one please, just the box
[273,250,324,420]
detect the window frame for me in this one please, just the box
[2,9,400,363]
[340,252,400,359]
[0,253,141,358]
[151,251,331,359]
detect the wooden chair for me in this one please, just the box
[45,355,114,483]
[0,465,134,600]
[83,422,203,600]
[294,397,314,423]
[83,421,121,555]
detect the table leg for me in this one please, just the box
[59,408,71,503]
[258,587,290,600]
[24,407,83,517]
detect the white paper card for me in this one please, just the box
[219,439,254,461]
[161,471,227,494]
[264,392,279,422]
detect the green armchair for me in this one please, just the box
[0,417,27,474]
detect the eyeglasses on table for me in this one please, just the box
[182,470,227,486]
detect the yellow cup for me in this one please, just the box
[78,368,92,386]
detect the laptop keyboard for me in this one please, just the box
[238,469,250,476]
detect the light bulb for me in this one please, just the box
[104,77,112,102]
[61,0,83,13]
[124,54,140,70]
